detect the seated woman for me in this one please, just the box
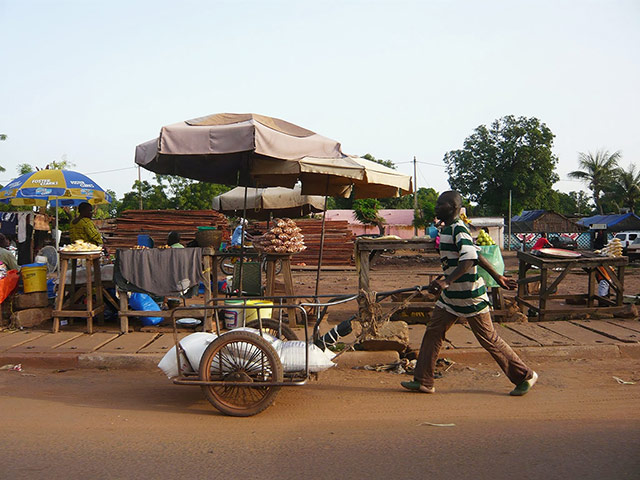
[69,202,103,246]
[0,233,19,270]
[167,231,184,248]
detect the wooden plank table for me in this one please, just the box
[53,252,106,334]
[516,251,628,322]
[116,247,219,333]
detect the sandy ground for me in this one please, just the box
[1,356,639,479]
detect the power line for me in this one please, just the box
[85,166,138,175]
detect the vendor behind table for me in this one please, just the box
[69,202,103,246]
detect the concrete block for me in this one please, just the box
[359,321,410,352]
[13,292,49,310]
[11,307,52,328]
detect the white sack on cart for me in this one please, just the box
[158,345,193,379]
[157,332,217,378]
[274,341,336,373]
[182,332,219,372]
[232,327,278,343]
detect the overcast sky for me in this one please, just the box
[1,0,638,200]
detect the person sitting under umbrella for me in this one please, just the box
[0,233,19,271]
[69,202,103,246]
[167,231,184,248]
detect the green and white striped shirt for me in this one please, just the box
[435,219,490,316]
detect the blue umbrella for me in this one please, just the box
[0,170,112,250]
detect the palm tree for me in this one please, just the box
[612,164,640,213]
[568,150,621,214]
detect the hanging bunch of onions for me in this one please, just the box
[255,218,306,254]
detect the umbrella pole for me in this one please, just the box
[237,184,249,298]
[55,200,60,273]
[314,178,330,299]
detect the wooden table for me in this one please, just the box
[116,247,218,333]
[355,238,438,318]
[516,251,628,321]
[263,253,297,326]
[53,251,106,334]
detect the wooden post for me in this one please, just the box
[119,289,129,334]
[539,265,548,321]
[52,256,69,333]
[85,257,94,334]
[587,268,596,307]
[202,253,213,332]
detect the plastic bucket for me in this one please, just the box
[137,234,154,247]
[224,299,274,329]
[21,263,47,293]
[245,300,273,322]
[224,300,246,329]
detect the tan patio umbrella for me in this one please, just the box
[135,113,351,188]
[211,185,326,220]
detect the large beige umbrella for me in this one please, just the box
[135,113,349,188]
[212,185,325,220]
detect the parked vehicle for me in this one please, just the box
[627,237,640,262]
[614,231,640,254]
[549,234,578,250]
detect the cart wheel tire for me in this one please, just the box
[199,331,283,417]
[262,258,282,275]
[245,318,298,341]
[220,260,235,275]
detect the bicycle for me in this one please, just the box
[219,247,283,276]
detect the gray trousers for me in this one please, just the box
[414,307,533,389]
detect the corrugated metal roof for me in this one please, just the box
[511,210,545,222]
[577,212,640,227]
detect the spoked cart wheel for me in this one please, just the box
[245,318,298,341]
[199,331,284,416]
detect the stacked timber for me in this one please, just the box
[102,210,230,253]
[256,219,354,266]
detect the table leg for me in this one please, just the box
[118,289,129,334]
[86,259,94,334]
[93,258,104,325]
[280,258,297,327]
[53,258,69,333]
[616,266,625,306]
[539,266,548,322]
[587,268,596,308]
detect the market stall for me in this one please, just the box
[516,250,628,321]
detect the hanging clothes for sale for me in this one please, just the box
[17,212,33,266]
[0,212,17,235]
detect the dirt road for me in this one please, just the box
[2,357,638,479]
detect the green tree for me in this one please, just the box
[353,198,386,236]
[568,150,621,215]
[155,175,231,210]
[118,180,170,214]
[610,163,640,213]
[444,115,559,216]
[412,187,439,228]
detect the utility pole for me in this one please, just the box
[508,189,512,251]
[413,155,418,236]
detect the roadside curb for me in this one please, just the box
[78,353,163,370]
[3,343,638,372]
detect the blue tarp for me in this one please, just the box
[577,212,640,229]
